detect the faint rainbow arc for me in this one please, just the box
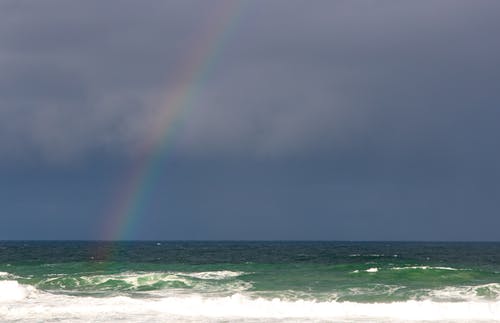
[101,1,243,241]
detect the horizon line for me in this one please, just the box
[2,239,500,243]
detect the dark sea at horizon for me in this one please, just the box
[1,241,500,322]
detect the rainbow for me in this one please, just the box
[101,1,243,241]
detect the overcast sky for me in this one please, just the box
[1,0,500,240]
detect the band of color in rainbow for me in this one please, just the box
[100,1,244,243]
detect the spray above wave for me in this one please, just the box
[0,281,36,302]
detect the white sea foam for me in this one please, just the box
[36,271,252,295]
[78,271,244,286]
[181,271,245,280]
[351,266,461,274]
[0,281,36,302]
[2,283,500,322]
[428,283,500,301]
[351,268,379,273]
[0,272,9,276]
[390,266,459,271]
[77,272,196,290]
[347,284,403,297]
[2,279,500,322]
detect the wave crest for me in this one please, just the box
[390,266,460,271]
[34,271,250,294]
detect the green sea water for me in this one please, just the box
[1,241,500,322]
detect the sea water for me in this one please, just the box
[1,241,500,322]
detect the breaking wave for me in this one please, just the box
[1,280,500,322]
[26,270,250,294]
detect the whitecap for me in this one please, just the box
[0,280,36,302]
[2,291,500,322]
[79,272,193,289]
[180,271,245,280]
[428,283,500,301]
[390,266,459,271]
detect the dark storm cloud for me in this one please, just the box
[1,0,499,163]
[0,0,212,161]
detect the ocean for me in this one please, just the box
[1,241,500,322]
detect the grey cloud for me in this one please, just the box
[0,0,499,162]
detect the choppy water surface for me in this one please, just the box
[1,241,500,322]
